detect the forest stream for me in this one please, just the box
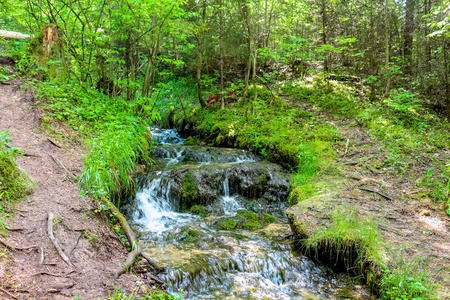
[121,128,371,300]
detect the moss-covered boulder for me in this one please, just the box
[190,205,207,217]
[213,210,277,231]
[0,157,36,202]
[169,161,289,211]
[183,136,199,146]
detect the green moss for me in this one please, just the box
[217,218,237,230]
[236,210,259,221]
[184,136,199,146]
[182,171,198,203]
[182,152,196,164]
[261,212,276,224]
[243,219,260,229]
[0,158,35,202]
[258,173,268,186]
[189,205,207,217]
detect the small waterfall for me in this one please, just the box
[220,175,242,215]
[133,174,197,233]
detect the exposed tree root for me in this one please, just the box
[101,197,164,278]
[39,246,44,267]
[42,144,76,179]
[47,212,73,267]
[68,233,82,256]
[0,238,37,251]
[0,288,18,299]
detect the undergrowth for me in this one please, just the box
[105,288,184,300]
[283,75,450,213]
[35,77,159,202]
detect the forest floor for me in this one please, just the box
[0,83,153,299]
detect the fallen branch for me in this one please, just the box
[47,212,73,267]
[0,30,33,40]
[100,197,164,278]
[0,288,18,299]
[358,188,393,201]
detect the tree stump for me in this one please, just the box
[43,25,61,59]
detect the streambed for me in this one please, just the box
[122,128,370,299]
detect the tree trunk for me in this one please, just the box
[403,0,415,75]
[196,35,207,108]
[369,0,376,101]
[43,25,61,59]
[384,0,391,96]
[219,0,225,109]
[321,0,329,72]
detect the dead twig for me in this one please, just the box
[342,138,350,157]
[47,212,73,267]
[46,138,62,148]
[68,233,82,256]
[0,288,18,299]
[170,168,189,178]
[358,188,393,201]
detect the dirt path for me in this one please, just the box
[0,83,149,299]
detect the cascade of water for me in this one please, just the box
[127,128,368,300]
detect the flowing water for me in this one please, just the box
[123,128,370,300]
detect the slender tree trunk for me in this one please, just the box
[369,0,376,101]
[385,0,391,96]
[321,0,328,72]
[219,0,225,109]
[196,35,207,107]
[403,0,415,75]
[444,38,450,119]
[238,0,252,103]
[424,0,431,74]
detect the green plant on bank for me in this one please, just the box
[105,288,184,300]
[418,163,450,215]
[381,258,432,300]
[304,210,386,273]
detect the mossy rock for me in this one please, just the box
[0,157,36,202]
[261,212,276,224]
[190,205,207,217]
[179,228,204,241]
[243,219,260,229]
[180,171,198,210]
[217,218,237,230]
[184,136,198,146]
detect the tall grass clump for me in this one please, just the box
[37,77,158,202]
[304,210,386,273]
